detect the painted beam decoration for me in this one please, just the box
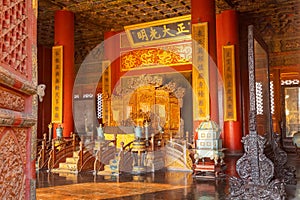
[120,42,192,71]
[222,45,237,121]
[51,46,63,123]
[192,22,210,121]
[125,15,191,47]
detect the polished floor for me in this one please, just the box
[36,155,300,200]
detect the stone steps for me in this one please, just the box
[98,150,121,176]
[52,151,80,174]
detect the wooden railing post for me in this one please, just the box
[82,135,86,144]
[79,141,83,169]
[114,133,117,146]
[161,134,165,148]
[151,133,155,151]
[183,140,187,167]
[49,139,56,170]
[120,141,124,152]
[185,131,190,144]
[53,140,56,167]
[72,132,76,151]
[41,140,46,167]
[43,133,47,142]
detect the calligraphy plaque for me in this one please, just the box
[192,22,209,120]
[222,45,237,121]
[51,46,63,123]
[125,15,191,47]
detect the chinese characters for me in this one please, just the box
[125,15,191,47]
[52,46,63,123]
[223,45,237,121]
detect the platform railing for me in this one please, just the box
[36,133,50,170]
[165,139,193,171]
[47,133,80,171]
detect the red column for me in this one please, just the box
[191,0,218,143]
[104,30,116,60]
[272,69,281,134]
[191,0,219,122]
[54,10,74,137]
[216,13,224,140]
[217,10,242,154]
[104,30,119,93]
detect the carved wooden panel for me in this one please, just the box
[155,89,169,129]
[0,86,25,112]
[0,127,26,199]
[0,0,37,199]
[1,0,29,76]
[169,96,180,132]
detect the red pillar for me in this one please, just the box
[217,10,243,154]
[104,30,116,60]
[191,0,219,122]
[54,10,74,137]
[104,30,119,93]
[216,13,224,140]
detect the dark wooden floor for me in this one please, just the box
[36,155,300,200]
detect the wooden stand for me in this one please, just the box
[193,159,226,179]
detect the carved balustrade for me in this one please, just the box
[47,134,79,171]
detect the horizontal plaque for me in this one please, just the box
[125,15,191,47]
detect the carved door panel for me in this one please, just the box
[169,96,180,134]
[136,85,155,125]
[0,0,37,199]
[155,90,169,131]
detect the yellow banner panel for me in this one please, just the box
[51,46,63,123]
[222,45,237,121]
[192,22,210,121]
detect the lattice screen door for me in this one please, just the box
[0,0,38,199]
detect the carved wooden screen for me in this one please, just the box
[0,0,37,199]
[248,25,272,139]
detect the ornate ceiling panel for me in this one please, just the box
[37,0,300,66]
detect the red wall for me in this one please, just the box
[37,45,52,139]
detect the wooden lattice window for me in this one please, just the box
[1,0,29,76]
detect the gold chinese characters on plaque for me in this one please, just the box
[222,45,237,121]
[192,22,209,121]
[51,46,63,123]
[125,15,191,47]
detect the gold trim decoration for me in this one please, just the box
[104,133,135,149]
[124,15,191,47]
[192,22,209,120]
[222,45,237,121]
[32,0,38,18]
[120,42,192,71]
[51,46,63,123]
[102,60,111,126]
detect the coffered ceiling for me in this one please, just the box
[37,0,300,66]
